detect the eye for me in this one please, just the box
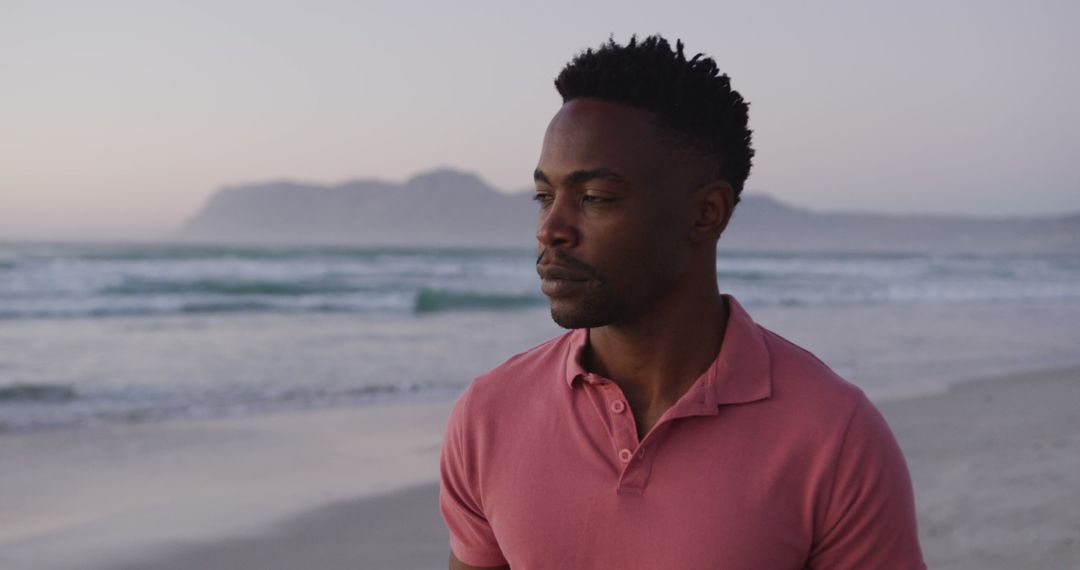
[582,195,612,204]
[533,193,554,206]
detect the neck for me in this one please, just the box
[584,267,729,412]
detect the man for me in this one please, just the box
[440,34,925,569]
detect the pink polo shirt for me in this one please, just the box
[440,294,925,569]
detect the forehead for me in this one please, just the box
[537,99,665,185]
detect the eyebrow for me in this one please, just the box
[533,167,627,187]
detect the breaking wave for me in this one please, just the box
[0,383,78,403]
[413,288,544,313]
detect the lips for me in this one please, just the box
[537,263,589,281]
[537,263,589,298]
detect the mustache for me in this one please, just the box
[536,248,601,280]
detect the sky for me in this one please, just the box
[2,0,1078,239]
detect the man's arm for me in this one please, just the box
[808,392,926,569]
[450,552,510,570]
[440,384,511,568]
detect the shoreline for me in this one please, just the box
[35,363,1074,570]
[5,297,1080,436]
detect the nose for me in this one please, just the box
[536,193,580,249]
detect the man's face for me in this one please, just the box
[534,98,695,329]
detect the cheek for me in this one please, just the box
[625,224,688,285]
[602,234,670,288]
[589,204,685,285]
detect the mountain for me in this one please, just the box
[175,167,1080,253]
[723,196,1080,253]
[179,168,535,248]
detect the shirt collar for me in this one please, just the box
[562,294,773,411]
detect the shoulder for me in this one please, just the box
[760,324,863,404]
[447,330,575,431]
[754,323,912,500]
[753,324,871,439]
[474,330,574,390]
[752,324,918,521]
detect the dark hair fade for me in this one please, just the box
[554,34,755,202]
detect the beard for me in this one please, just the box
[548,279,630,329]
[537,247,636,329]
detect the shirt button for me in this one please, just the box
[610,400,626,414]
[618,448,634,463]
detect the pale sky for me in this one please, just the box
[2,0,1077,239]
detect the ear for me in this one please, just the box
[689,180,734,243]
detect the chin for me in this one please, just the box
[548,299,621,330]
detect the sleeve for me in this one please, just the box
[438,385,509,567]
[807,392,927,569]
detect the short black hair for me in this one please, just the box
[554,34,754,203]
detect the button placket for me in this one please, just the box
[618,429,660,492]
[620,413,679,492]
[602,385,639,468]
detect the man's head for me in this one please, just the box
[534,34,754,329]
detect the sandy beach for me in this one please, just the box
[891,366,1080,569]
[0,398,456,570]
[1,364,1076,569]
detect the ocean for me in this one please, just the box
[2,241,1079,432]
